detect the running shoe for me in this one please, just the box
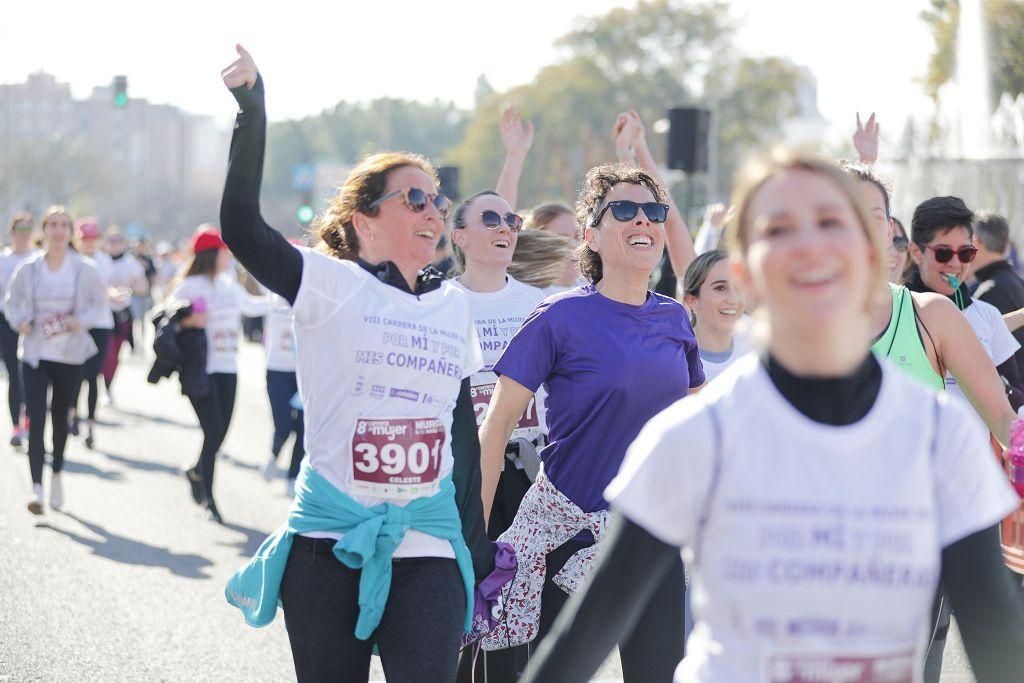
[184,467,204,505]
[50,473,63,510]
[68,416,80,437]
[27,484,43,515]
[260,455,277,481]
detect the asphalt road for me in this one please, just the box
[0,341,975,682]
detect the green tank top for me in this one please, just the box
[871,283,945,390]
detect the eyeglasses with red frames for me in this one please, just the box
[921,243,978,264]
[369,187,451,219]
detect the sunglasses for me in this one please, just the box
[591,200,669,227]
[369,187,451,219]
[12,223,32,234]
[922,243,977,264]
[891,235,909,252]
[479,210,524,232]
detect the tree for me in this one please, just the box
[446,0,798,210]
[923,0,1024,102]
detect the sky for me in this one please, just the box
[1,0,937,143]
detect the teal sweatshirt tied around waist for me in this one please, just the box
[224,463,475,639]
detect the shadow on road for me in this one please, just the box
[61,459,125,481]
[219,453,258,472]
[102,451,184,476]
[218,520,271,558]
[37,512,215,579]
[111,408,196,430]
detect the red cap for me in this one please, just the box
[191,226,227,253]
[76,218,101,240]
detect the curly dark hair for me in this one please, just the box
[573,163,665,283]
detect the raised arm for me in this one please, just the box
[616,111,697,278]
[495,107,534,211]
[219,45,303,305]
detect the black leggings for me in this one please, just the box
[186,372,237,502]
[266,369,305,479]
[281,536,466,682]
[463,538,685,683]
[0,315,23,428]
[23,360,83,484]
[75,328,111,421]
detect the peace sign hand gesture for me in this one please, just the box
[854,112,880,165]
[221,44,258,91]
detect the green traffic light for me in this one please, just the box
[114,92,128,108]
[297,205,315,224]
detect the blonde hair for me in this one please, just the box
[724,148,886,312]
[509,230,575,288]
[526,203,575,235]
[314,152,437,260]
[39,205,79,252]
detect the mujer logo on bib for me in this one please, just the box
[351,417,445,499]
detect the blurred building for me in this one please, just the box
[781,65,829,146]
[0,72,229,238]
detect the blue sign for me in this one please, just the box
[292,164,315,191]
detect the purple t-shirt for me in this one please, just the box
[493,285,704,512]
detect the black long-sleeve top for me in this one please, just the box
[524,353,1024,682]
[219,75,493,578]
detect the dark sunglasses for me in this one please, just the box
[12,223,32,234]
[891,235,909,252]
[591,200,669,227]
[922,243,977,264]
[369,187,451,219]
[479,210,524,232]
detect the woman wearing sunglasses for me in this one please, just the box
[217,46,492,683]
[905,196,1023,411]
[477,164,704,680]
[449,190,550,682]
[889,217,911,285]
[0,213,39,448]
[838,164,1016,448]
[522,150,1024,683]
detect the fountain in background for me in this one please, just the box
[882,0,1024,237]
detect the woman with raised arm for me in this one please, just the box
[614,110,698,281]
[523,150,1024,683]
[477,161,704,681]
[5,206,106,515]
[217,45,492,683]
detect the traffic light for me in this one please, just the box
[297,192,314,226]
[113,75,128,108]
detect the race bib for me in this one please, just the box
[471,381,538,431]
[40,313,71,340]
[350,417,444,499]
[212,329,238,354]
[765,647,915,683]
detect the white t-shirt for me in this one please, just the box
[33,257,82,364]
[0,249,38,305]
[450,276,548,441]
[698,335,754,385]
[106,253,146,312]
[946,299,1021,402]
[292,249,483,558]
[170,273,267,374]
[83,251,115,330]
[264,293,296,373]
[608,354,1017,683]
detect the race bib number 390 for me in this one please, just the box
[350,417,444,499]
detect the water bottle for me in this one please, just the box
[1008,412,1024,497]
